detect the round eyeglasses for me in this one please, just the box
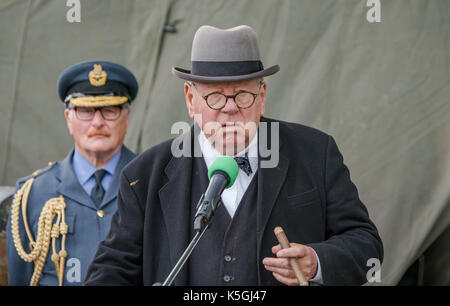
[203,91,259,110]
[189,82,262,110]
[71,106,124,121]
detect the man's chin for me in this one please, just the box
[214,139,248,156]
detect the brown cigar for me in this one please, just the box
[274,226,308,286]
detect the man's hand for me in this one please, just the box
[262,243,318,286]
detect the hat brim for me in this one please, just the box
[171,64,280,83]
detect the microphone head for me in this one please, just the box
[208,156,239,189]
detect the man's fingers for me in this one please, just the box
[276,243,308,258]
[263,257,290,269]
[266,243,318,283]
[264,256,316,284]
[271,244,282,254]
[271,272,298,286]
[264,264,296,279]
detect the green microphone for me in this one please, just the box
[194,156,239,231]
[207,156,239,188]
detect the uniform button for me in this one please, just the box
[223,275,231,282]
[224,255,232,262]
[97,210,105,218]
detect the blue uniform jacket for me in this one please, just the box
[6,146,136,285]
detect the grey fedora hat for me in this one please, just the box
[172,25,280,83]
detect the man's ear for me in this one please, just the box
[184,82,195,119]
[64,108,73,135]
[259,82,267,116]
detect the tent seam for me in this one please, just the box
[1,0,32,184]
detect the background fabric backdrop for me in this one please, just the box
[0,0,449,285]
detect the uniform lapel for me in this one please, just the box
[55,149,97,210]
[100,146,136,208]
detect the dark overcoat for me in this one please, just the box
[85,117,383,286]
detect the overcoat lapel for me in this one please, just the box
[158,128,199,286]
[255,117,289,282]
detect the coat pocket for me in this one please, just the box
[286,187,320,208]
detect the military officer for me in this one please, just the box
[6,61,138,286]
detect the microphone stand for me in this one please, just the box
[161,224,209,286]
[161,190,223,286]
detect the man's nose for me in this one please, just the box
[221,97,239,113]
[91,109,105,126]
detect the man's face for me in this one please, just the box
[185,78,266,155]
[64,105,130,157]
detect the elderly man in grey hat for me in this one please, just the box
[85,25,383,286]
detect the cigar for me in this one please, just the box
[274,226,308,286]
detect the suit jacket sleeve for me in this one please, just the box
[84,170,144,285]
[308,135,384,285]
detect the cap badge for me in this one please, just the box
[89,64,107,87]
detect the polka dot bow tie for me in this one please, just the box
[234,152,253,176]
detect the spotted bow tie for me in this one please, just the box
[234,152,253,176]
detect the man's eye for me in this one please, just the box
[78,108,94,113]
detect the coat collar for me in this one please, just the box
[56,146,135,210]
[255,117,289,282]
[256,117,288,235]
[158,126,198,286]
[158,117,288,285]
[56,148,94,209]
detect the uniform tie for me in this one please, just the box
[234,152,253,176]
[91,169,106,206]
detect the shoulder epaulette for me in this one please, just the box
[17,161,57,185]
[32,161,56,177]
